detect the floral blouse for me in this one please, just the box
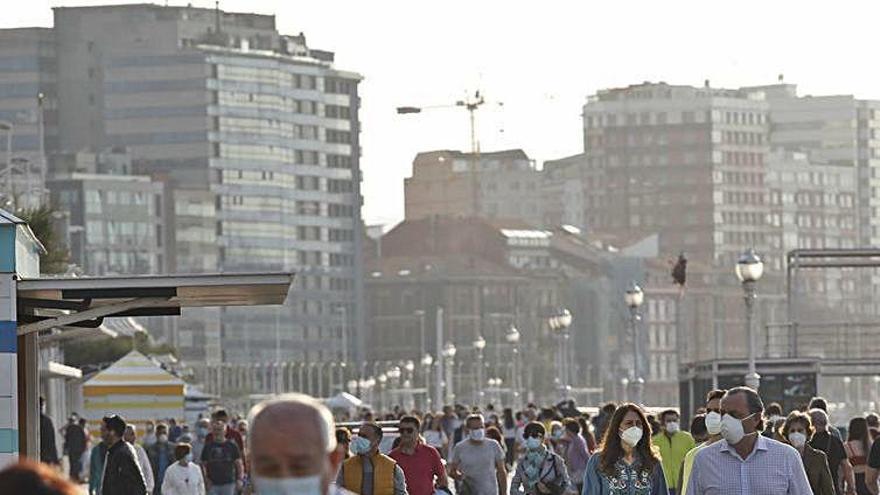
[581,453,668,495]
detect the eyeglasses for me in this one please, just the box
[398,427,415,434]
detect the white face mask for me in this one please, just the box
[721,413,755,445]
[666,422,680,434]
[620,426,643,448]
[705,412,723,435]
[254,474,322,495]
[351,436,372,455]
[789,432,807,448]
[469,429,485,441]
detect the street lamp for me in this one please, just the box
[736,248,764,390]
[414,310,426,356]
[549,309,572,400]
[473,335,487,404]
[505,325,521,405]
[442,342,457,405]
[624,282,645,404]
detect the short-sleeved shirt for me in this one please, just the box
[390,443,446,495]
[450,439,504,495]
[200,439,240,485]
[810,431,847,493]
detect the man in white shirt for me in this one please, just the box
[125,424,155,494]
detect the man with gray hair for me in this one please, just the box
[687,386,812,494]
[809,408,855,495]
[124,424,155,494]
[448,414,507,495]
[248,392,352,495]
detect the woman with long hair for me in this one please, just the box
[845,417,873,495]
[582,403,667,495]
[779,411,834,495]
[423,414,449,457]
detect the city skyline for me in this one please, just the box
[7,0,880,226]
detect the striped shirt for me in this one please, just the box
[686,434,813,495]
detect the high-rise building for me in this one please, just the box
[0,28,55,209]
[0,4,366,370]
[404,149,543,226]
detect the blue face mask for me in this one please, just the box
[184,453,193,463]
[351,436,373,455]
[254,474,322,495]
[525,437,543,450]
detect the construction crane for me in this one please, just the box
[397,90,502,215]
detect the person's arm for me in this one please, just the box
[433,448,449,488]
[196,465,207,495]
[235,458,244,490]
[555,453,573,493]
[818,453,836,495]
[788,449,814,495]
[685,454,701,495]
[677,457,686,495]
[841,459,856,495]
[139,448,155,493]
[652,462,670,495]
[510,461,525,495]
[581,455,602,495]
[867,440,880,495]
[496,457,509,495]
[393,464,409,495]
[88,447,102,495]
[448,445,461,480]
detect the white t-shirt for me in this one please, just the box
[424,430,448,449]
[160,461,206,495]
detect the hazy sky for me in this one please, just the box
[7,1,880,226]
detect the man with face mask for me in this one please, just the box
[449,414,507,495]
[191,418,211,466]
[337,422,408,495]
[686,386,813,495]
[147,423,176,494]
[248,393,351,495]
[125,425,155,494]
[653,409,694,495]
[679,389,725,495]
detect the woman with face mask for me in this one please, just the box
[781,411,834,495]
[582,403,667,495]
[160,443,206,495]
[511,422,572,495]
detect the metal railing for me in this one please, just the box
[763,321,880,359]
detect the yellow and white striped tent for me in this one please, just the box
[83,351,185,436]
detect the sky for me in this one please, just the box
[6,1,880,227]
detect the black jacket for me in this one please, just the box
[101,440,147,495]
[40,414,58,464]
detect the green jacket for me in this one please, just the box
[652,431,695,489]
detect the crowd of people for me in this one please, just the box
[8,388,880,494]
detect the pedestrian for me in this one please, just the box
[100,414,148,495]
[845,417,872,495]
[191,418,210,465]
[161,443,206,495]
[338,421,408,495]
[863,421,880,494]
[592,402,616,440]
[689,415,708,445]
[337,427,353,460]
[39,397,59,467]
[809,408,856,495]
[558,418,590,493]
[653,409,695,495]
[763,402,784,438]
[390,415,448,495]
[866,414,880,442]
[511,422,571,495]
[126,424,155,494]
[809,397,844,439]
[577,416,597,454]
[582,402,666,495]
[487,426,507,457]
[686,387,812,495]
[0,460,79,495]
[423,415,449,457]
[147,423,176,494]
[548,421,565,456]
[780,411,835,495]
[441,406,460,445]
[502,408,518,467]
[143,421,158,448]
[204,410,245,454]
[448,414,507,495]
[200,417,244,495]
[169,418,183,444]
[63,411,87,481]
[88,436,108,495]
[679,389,725,495]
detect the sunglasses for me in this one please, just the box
[399,427,415,434]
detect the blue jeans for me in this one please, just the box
[208,483,236,495]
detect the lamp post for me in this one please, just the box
[473,335,486,405]
[549,309,573,400]
[442,342,457,405]
[404,360,415,408]
[377,373,388,412]
[421,353,434,410]
[624,282,645,404]
[388,366,402,408]
[414,310,426,357]
[736,248,764,391]
[505,325,521,406]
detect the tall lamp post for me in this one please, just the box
[473,335,486,405]
[505,325,521,406]
[442,342,457,405]
[736,248,764,390]
[421,353,434,410]
[624,282,645,405]
[549,309,573,400]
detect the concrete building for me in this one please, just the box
[404,149,543,226]
[0,28,55,209]
[540,154,588,231]
[48,149,166,276]
[0,4,367,374]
